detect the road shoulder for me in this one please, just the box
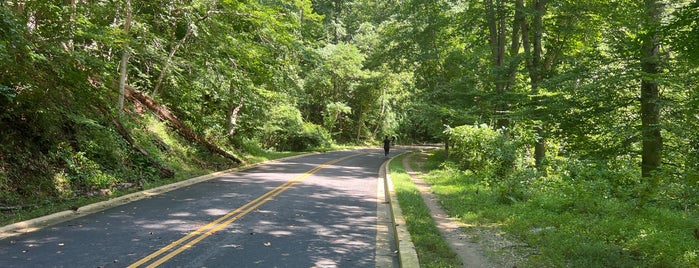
[402,151,526,268]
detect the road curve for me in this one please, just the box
[0,149,403,267]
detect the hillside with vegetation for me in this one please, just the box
[1,0,698,266]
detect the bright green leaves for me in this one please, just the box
[317,42,365,80]
[322,101,352,134]
[666,1,699,65]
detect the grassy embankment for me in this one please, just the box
[0,113,304,227]
[397,150,699,267]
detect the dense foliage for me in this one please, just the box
[1,0,698,265]
[423,151,698,267]
[0,0,408,208]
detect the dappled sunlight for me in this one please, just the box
[202,208,228,216]
[219,192,251,198]
[182,154,386,267]
[313,258,339,267]
[168,212,194,217]
[268,229,294,237]
[0,151,392,267]
[140,219,195,232]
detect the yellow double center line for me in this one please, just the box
[128,154,359,268]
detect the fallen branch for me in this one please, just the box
[96,105,175,178]
[123,85,242,164]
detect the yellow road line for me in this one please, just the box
[128,154,358,268]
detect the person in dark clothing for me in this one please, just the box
[383,136,391,157]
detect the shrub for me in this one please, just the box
[279,122,333,151]
[259,104,304,149]
[446,124,523,175]
[52,142,117,192]
[446,124,533,201]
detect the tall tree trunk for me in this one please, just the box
[118,0,132,115]
[640,0,663,178]
[444,136,450,159]
[152,13,210,98]
[523,0,547,170]
[356,111,363,141]
[485,0,513,130]
[333,0,342,43]
[63,0,76,51]
[372,87,386,138]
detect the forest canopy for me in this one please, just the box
[1,0,698,254]
[1,0,699,266]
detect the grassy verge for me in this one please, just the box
[389,153,462,268]
[0,150,305,227]
[421,150,699,267]
[0,115,309,228]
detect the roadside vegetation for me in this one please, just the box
[418,124,699,267]
[389,153,462,268]
[0,110,308,226]
[2,1,699,266]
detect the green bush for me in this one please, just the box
[446,124,533,201]
[279,122,333,151]
[259,104,304,149]
[52,142,117,192]
[446,124,525,176]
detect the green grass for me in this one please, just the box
[420,150,699,268]
[389,153,462,268]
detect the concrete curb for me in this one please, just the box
[385,153,420,268]
[0,153,316,240]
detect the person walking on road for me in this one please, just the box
[383,136,391,157]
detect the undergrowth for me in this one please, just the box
[0,111,305,227]
[422,150,699,267]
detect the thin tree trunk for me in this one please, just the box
[152,13,210,98]
[640,0,663,178]
[372,87,386,138]
[444,136,450,159]
[228,97,244,136]
[485,0,510,129]
[506,0,524,88]
[522,0,547,170]
[118,0,132,115]
[152,23,194,98]
[63,0,76,51]
[356,111,363,141]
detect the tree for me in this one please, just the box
[639,0,663,178]
[118,0,132,115]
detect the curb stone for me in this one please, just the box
[385,153,421,268]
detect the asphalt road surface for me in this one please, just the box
[0,149,403,268]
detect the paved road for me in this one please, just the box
[0,149,402,267]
